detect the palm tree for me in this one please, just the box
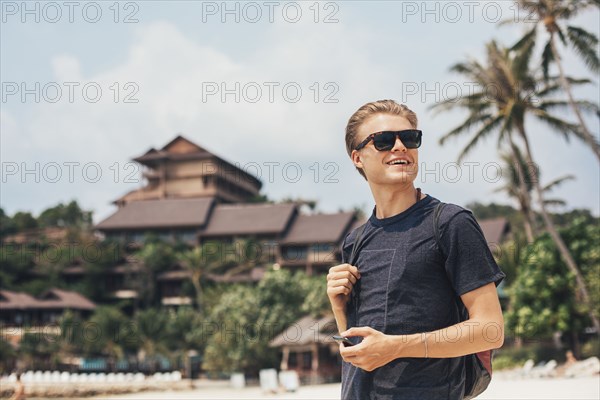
[83,306,129,371]
[134,309,171,373]
[495,149,537,242]
[134,241,176,308]
[177,238,265,315]
[495,147,575,242]
[219,237,268,278]
[509,0,600,160]
[177,242,224,316]
[430,40,600,333]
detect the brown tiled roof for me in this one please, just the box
[134,151,213,163]
[201,203,297,237]
[132,135,262,188]
[281,212,356,244]
[479,217,510,245]
[269,315,337,347]
[95,197,215,230]
[0,289,95,311]
[348,217,368,233]
[133,135,210,163]
[0,291,38,308]
[37,289,96,310]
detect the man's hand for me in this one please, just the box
[327,263,360,311]
[338,326,399,372]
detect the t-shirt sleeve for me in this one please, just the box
[439,207,506,296]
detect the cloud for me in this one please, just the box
[2,14,598,222]
[2,19,409,221]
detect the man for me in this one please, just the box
[327,99,505,399]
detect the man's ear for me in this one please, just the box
[351,150,363,169]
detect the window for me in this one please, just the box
[282,246,307,261]
[175,230,197,243]
[288,352,297,368]
[310,244,333,253]
[130,231,144,243]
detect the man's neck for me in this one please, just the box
[370,183,421,219]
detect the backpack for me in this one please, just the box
[433,202,493,400]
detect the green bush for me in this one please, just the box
[493,355,525,371]
[581,338,600,359]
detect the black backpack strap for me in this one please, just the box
[349,223,367,265]
[433,202,447,258]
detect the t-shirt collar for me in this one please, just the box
[369,194,435,227]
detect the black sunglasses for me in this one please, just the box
[354,130,422,151]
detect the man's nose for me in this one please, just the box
[391,136,407,152]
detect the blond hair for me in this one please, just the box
[345,99,418,180]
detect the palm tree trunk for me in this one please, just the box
[549,34,600,161]
[516,122,600,334]
[508,132,537,242]
[191,274,203,315]
[520,198,536,243]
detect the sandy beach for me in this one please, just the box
[89,376,599,400]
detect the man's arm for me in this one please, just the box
[332,307,348,333]
[339,283,503,371]
[327,263,360,333]
[396,282,504,358]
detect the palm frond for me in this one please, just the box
[546,76,593,86]
[438,113,493,145]
[543,198,567,206]
[537,76,593,97]
[538,99,600,114]
[488,42,517,98]
[429,92,488,114]
[559,0,600,19]
[566,25,600,71]
[455,115,504,163]
[512,35,537,82]
[449,59,488,82]
[510,26,538,52]
[542,174,576,192]
[536,81,563,97]
[541,40,554,80]
[531,110,583,142]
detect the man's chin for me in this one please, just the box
[371,175,418,186]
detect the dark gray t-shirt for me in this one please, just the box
[340,194,505,400]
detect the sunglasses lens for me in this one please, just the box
[373,132,396,151]
[400,130,421,149]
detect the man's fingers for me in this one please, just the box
[329,263,351,272]
[330,279,353,291]
[341,326,375,337]
[327,286,350,297]
[328,277,355,290]
[327,270,359,284]
[328,264,361,280]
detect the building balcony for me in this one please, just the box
[161,296,193,306]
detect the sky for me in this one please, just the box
[1,1,599,224]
